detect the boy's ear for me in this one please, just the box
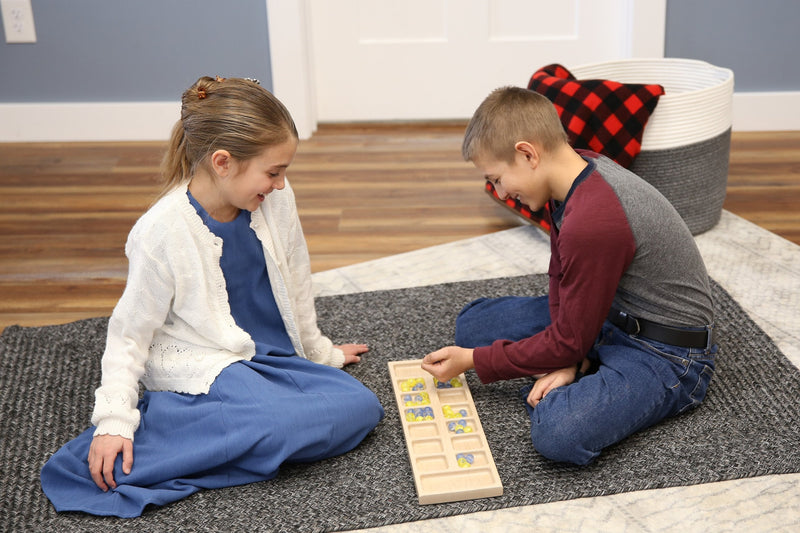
[210,149,233,177]
[514,141,540,168]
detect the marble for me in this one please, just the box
[312,210,800,532]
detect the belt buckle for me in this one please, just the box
[621,311,640,335]
[705,324,715,351]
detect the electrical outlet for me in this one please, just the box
[1,0,37,43]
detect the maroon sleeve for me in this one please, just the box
[473,174,636,383]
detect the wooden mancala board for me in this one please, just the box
[388,359,503,505]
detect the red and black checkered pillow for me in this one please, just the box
[486,181,552,232]
[527,63,664,168]
[486,64,664,231]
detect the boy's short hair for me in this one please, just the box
[462,86,568,164]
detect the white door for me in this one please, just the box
[267,0,666,136]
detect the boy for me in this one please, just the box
[421,87,717,465]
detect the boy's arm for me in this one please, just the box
[473,180,636,382]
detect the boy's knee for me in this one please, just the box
[457,297,490,318]
[454,298,491,347]
[454,327,481,348]
[530,417,598,466]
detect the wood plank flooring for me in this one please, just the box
[1,124,798,331]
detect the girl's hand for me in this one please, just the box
[526,365,578,408]
[88,434,133,491]
[336,343,369,365]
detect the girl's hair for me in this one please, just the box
[158,76,298,199]
[462,86,568,164]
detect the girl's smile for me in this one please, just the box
[189,139,298,222]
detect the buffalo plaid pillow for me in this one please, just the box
[487,63,664,231]
[486,181,552,232]
[528,63,664,168]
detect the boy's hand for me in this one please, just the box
[526,365,578,407]
[88,434,133,491]
[336,343,369,365]
[421,346,474,382]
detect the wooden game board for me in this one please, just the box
[388,359,503,505]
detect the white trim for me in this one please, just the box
[0,101,180,142]
[627,0,666,58]
[267,0,666,132]
[0,92,796,143]
[7,5,795,142]
[733,91,800,132]
[266,0,316,140]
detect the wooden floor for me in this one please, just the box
[1,124,798,331]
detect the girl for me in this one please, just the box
[40,76,384,517]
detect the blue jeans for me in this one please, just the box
[455,295,717,466]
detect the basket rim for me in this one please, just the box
[570,58,734,150]
[571,58,734,98]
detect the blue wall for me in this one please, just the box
[664,0,800,91]
[0,0,272,102]
[0,1,797,104]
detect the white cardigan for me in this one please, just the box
[92,181,344,440]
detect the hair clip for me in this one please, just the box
[197,87,207,100]
[244,77,261,85]
[215,75,226,82]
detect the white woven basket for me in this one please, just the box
[571,59,735,234]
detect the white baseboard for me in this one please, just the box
[0,101,181,142]
[0,92,797,142]
[733,91,800,132]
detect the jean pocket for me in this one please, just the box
[630,336,691,379]
[630,335,715,413]
[676,361,715,415]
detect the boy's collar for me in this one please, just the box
[549,156,596,228]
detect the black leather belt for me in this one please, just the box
[607,307,713,349]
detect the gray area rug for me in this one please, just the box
[2,274,799,532]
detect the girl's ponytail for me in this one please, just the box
[157,120,191,200]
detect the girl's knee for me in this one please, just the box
[368,395,385,426]
[356,389,385,429]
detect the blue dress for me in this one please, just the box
[40,196,384,517]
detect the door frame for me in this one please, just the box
[266,0,667,139]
